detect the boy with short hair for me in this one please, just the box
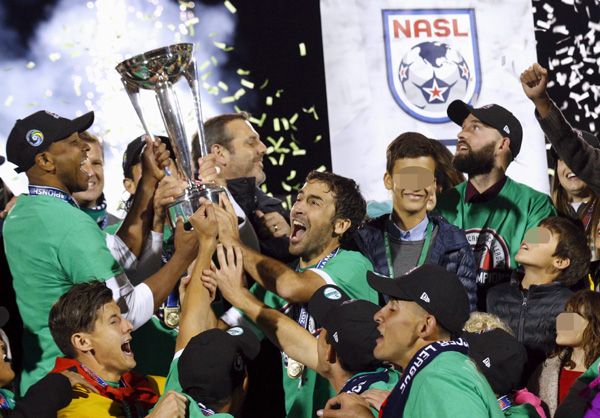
[487,216,590,377]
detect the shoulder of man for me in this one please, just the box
[435,183,467,214]
[429,215,470,250]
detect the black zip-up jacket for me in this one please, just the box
[486,278,572,379]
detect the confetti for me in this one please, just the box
[224,0,237,14]
[266,96,273,106]
[26,61,36,69]
[240,79,255,89]
[4,96,13,107]
[236,68,251,76]
[299,42,307,56]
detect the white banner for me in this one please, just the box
[320,0,548,202]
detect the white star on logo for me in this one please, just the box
[423,78,448,103]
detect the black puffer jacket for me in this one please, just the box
[487,279,572,378]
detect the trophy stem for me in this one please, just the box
[154,82,194,182]
[122,80,156,142]
[184,59,209,157]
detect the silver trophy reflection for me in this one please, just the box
[116,43,224,228]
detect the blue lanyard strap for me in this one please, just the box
[0,391,11,410]
[28,185,79,208]
[384,220,433,278]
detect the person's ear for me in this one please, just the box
[123,178,136,196]
[417,314,439,339]
[553,256,571,271]
[211,144,229,166]
[333,218,351,236]
[71,332,93,354]
[383,171,393,191]
[34,151,55,173]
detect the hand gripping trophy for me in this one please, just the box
[116,43,225,228]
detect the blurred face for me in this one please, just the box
[556,159,590,199]
[220,119,267,185]
[85,301,135,379]
[47,132,92,194]
[0,339,14,387]
[453,114,501,175]
[384,157,436,215]
[556,311,588,347]
[515,227,563,275]
[73,141,104,206]
[289,180,338,261]
[373,300,425,367]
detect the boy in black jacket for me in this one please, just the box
[487,216,590,379]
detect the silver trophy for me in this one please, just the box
[116,43,225,228]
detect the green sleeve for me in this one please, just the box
[316,251,378,303]
[163,356,183,393]
[103,221,122,235]
[580,357,600,381]
[524,192,556,231]
[57,220,123,283]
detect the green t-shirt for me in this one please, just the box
[401,351,504,418]
[436,178,555,288]
[131,316,178,377]
[3,195,123,393]
[162,355,234,418]
[341,367,400,417]
[0,388,16,410]
[580,356,600,382]
[245,249,377,418]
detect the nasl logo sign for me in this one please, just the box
[382,9,481,123]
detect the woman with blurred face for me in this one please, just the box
[529,291,600,416]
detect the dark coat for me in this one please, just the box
[352,214,478,310]
[487,279,572,379]
[227,177,294,263]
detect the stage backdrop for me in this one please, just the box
[320,0,549,202]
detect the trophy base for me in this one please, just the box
[167,183,226,229]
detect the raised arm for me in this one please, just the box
[203,244,318,370]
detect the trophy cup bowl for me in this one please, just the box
[116,43,225,228]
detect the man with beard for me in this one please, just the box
[436,101,555,310]
[196,112,293,262]
[215,170,378,418]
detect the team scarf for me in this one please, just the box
[340,368,391,395]
[51,357,160,418]
[80,194,109,229]
[379,338,469,418]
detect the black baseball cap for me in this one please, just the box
[367,264,469,335]
[178,326,260,405]
[463,329,527,395]
[6,110,94,173]
[309,285,382,373]
[122,134,173,178]
[447,100,523,158]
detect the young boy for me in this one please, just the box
[353,132,477,309]
[487,216,590,377]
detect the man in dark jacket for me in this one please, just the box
[195,112,293,263]
[487,216,590,379]
[353,132,478,310]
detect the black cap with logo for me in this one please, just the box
[6,110,94,173]
[122,134,174,179]
[309,285,382,373]
[463,328,528,395]
[178,326,260,406]
[447,100,523,159]
[367,264,469,335]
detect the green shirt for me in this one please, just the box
[436,178,555,288]
[401,351,504,418]
[3,195,123,392]
[242,249,377,418]
[162,355,233,418]
[504,403,541,418]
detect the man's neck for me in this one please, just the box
[328,366,354,392]
[76,199,98,209]
[28,173,72,195]
[392,209,427,231]
[521,267,556,289]
[468,169,505,194]
[78,356,123,383]
[299,240,340,269]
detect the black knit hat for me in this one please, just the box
[309,285,382,373]
[367,264,469,335]
[6,110,94,173]
[122,134,174,178]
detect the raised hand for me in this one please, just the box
[147,391,188,418]
[520,63,550,101]
[214,193,240,245]
[152,176,188,230]
[201,244,245,306]
[255,210,291,238]
[189,202,218,242]
[141,135,171,184]
[317,392,373,418]
[197,154,226,186]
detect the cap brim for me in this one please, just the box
[230,326,260,360]
[447,100,472,126]
[367,271,413,301]
[0,307,9,328]
[308,285,350,327]
[71,111,94,134]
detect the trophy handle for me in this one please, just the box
[154,82,194,182]
[121,79,156,142]
[183,58,209,157]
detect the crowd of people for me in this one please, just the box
[0,62,599,418]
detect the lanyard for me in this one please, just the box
[28,185,79,208]
[384,220,433,277]
[0,391,11,410]
[79,363,133,418]
[497,394,512,411]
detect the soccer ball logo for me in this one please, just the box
[398,41,471,112]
